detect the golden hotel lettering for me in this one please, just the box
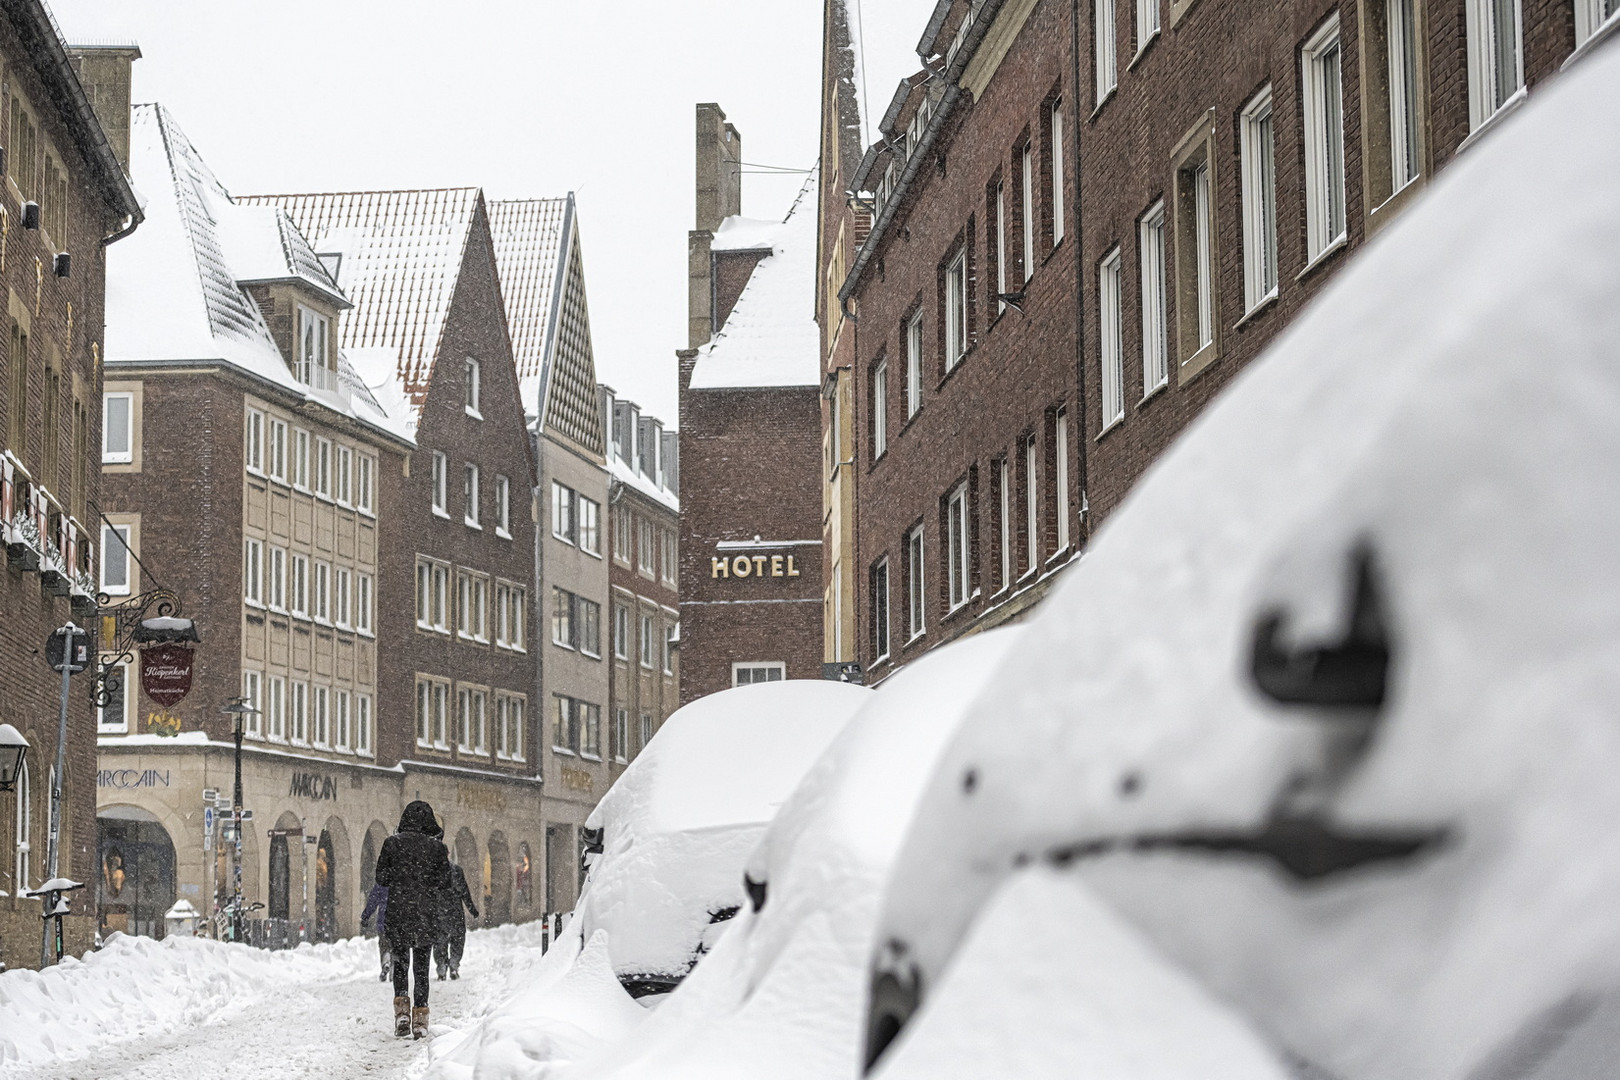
[711,552,803,579]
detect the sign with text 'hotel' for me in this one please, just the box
[710,549,805,580]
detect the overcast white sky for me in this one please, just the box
[49,0,825,424]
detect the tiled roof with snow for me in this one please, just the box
[105,105,411,444]
[688,171,823,392]
[488,197,569,402]
[240,186,481,420]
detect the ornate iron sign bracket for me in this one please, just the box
[93,588,193,709]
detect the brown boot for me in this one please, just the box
[411,1005,429,1039]
[393,996,410,1037]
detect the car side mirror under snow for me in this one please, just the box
[1251,543,1390,709]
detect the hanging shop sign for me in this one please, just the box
[140,643,195,707]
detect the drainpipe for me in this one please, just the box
[1069,0,1090,544]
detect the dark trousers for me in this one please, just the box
[391,943,431,1007]
[433,920,466,971]
[377,935,391,971]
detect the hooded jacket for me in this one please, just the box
[374,801,453,947]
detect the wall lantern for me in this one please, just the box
[0,723,28,791]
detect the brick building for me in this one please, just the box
[0,16,142,969]
[829,0,1616,681]
[247,185,545,931]
[678,104,826,704]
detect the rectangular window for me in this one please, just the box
[1576,0,1619,44]
[871,557,891,661]
[431,451,447,514]
[664,623,676,675]
[98,662,131,732]
[267,546,286,611]
[356,693,372,756]
[579,597,602,657]
[578,496,600,554]
[1100,248,1125,429]
[495,474,511,536]
[1240,86,1279,309]
[614,708,629,763]
[334,566,351,628]
[906,312,923,417]
[872,359,888,459]
[581,703,601,758]
[313,561,331,623]
[458,571,488,641]
[497,694,526,761]
[1466,0,1523,129]
[244,538,263,605]
[1056,410,1071,552]
[1135,0,1160,52]
[1051,100,1066,243]
[1139,203,1169,394]
[334,445,352,506]
[416,676,450,749]
[1021,145,1035,280]
[553,586,576,648]
[244,408,264,475]
[290,680,308,745]
[995,180,1008,312]
[464,463,480,527]
[662,531,678,585]
[313,685,330,747]
[638,518,656,576]
[267,676,286,741]
[998,458,1012,590]
[357,455,374,514]
[334,689,350,752]
[457,686,486,753]
[101,522,132,595]
[309,436,329,499]
[640,713,653,747]
[356,573,372,634]
[640,612,655,668]
[1024,435,1039,573]
[553,695,577,754]
[1096,0,1118,102]
[944,248,967,369]
[947,483,970,610]
[268,419,288,483]
[733,662,786,686]
[102,392,133,463]
[1303,16,1348,260]
[613,509,631,563]
[552,482,575,543]
[296,307,330,388]
[496,582,526,651]
[465,358,482,417]
[906,525,926,640]
[292,429,310,490]
[614,603,629,659]
[242,671,263,739]
[1381,0,1422,195]
[291,554,308,618]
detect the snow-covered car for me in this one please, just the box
[575,629,1027,1080]
[574,679,871,996]
[864,44,1620,1080]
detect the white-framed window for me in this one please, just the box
[553,587,577,649]
[501,694,526,761]
[357,454,374,515]
[906,524,926,640]
[464,463,480,528]
[14,759,30,894]
[416,676,449,749]
[614,708,629,763]
[1385,0,1422,192]
[640,712,653,747]
[1021,144,1035,279]
[499,581,526,651]
[1051,99,1066,243]
[998,457,1012,590]
[1139,202,1169,394]
[613,603,629,659]
[495,474,511,537]
[290,554,308,618]
[944,248,967,369]
[268,418,288,483]
[1055,410,1071,552]
[578,496,600,555]
[356,693,373,757]
[995,179,1008,313]
[1303,16,1348,260]
[334,689,351,752]
[552,482,575,543]
[1191,160,1215,349]
[242,670,263,738]
[314,437,332,499]
[663,624,675,675]
[905,311,923,418]
[580,597,602,657]
[1100,247,1125,429]
[290,680,309,745]
[296,306,330,388]
[416,557,449,633]
[1466,0,1523,129]
[662,531,678,586]
[431,451,448,515]
[553,695,576,754]
[732,662,786,686]
[872,359,888,459]
[292,429,310,490]
[871,557,891,661]
[1096,0,1118,102]
[638,518,656,576]
[1135,0,1160,53]
[267,546,286,611]
[98,660,131,732]
[243,537,263,605]
[640,612,655,669]
[1240,85,1279,310]
[313,561,330,623]
[458,570,488,642]
[312,685,329,747]
[267,676,286,741]
[464,358,482,418]
[458,686,486,753]
[102,392,133,463]
[244,407,264,475]
[1576,0,1619,44]
[335,445,352,506]
[581,702,602,759]
[101,522,132,595]
[356,573,373,635]
[613,508,631,564]
[1024,435,1039,572]
[947,482,970,610]
[333,566,351,629]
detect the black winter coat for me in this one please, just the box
[374,801,453,948]
[438,862,480,935]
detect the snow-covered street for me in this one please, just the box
[0,924,557,1079]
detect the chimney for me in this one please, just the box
[598,384,616,463]
[660,430,679,495]
[689,103,743,350]
[67,43,141,176]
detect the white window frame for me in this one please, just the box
[102,392,133,464]
[290,554,309,619]
[731,661,786,687]
[357,454,374,516]
[614,603,629,660]
[1021,144,1035,280]
[1386,0,1421,192]
[995,179,1008,313]
[14,760,30,895]
[465,358,482,418]
[97,660,132,732]
[1140,202,1169,394]
[356,693,372,757]
[334,689,351,752]
[872,359,888,459]
[614,708,629,763]
[312,685,329,748]
[334,444,352,506]
[906,525,926,640]
[1303,15,1348,261]
[333,566,351,629]
[313,560,330,624]
[1055,410,1071,553]
[495,474,511,538]
[552,482,575,543]
[1465,0,1524,129]
[101,522,133,595]
[905,311,923,417]
[1099,247,1125,430]
[314,436,332,499]
[1024,436,1039,573]
[242,670,263,739]
[998,458,1011,590]
[640,712,653,747]
[640,611,655,669]
[1051,99,1066,243]
[243,537,263,606]
[1193,161,1215,349]
[1240,85,1279,310]
[1096,0,1118,103]
[292,429,310,491]
[579,496,600,555]
[464,463,481,528]
[267,545,286,612]
[431,451,448,516]
[267,676,286,742]
[290,680,309,745]
[946,482,970,611]
[1575,0,1619,45]
[244,407,264,475]
[871,556,891,662]
[356,572,373,635]
[945,248,967,369]
[268,418,288,484]
[1135,0,1161,55]
[296,306,330,388]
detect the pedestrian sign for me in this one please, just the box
[203,807,214,851]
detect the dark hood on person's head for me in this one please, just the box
[398,800,440,836]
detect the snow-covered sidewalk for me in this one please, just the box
[0,923,557,1079]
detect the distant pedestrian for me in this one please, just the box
[360,883,390,981]
[434,862,480,980]
[375,801,453,1038]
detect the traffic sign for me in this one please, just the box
[202,789,218,803]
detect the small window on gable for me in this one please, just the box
[465,358,482,418]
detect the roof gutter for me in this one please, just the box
[839,0,1005,305]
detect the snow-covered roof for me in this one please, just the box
[241,186,483,430]
[688,172,823,392]
[708,215,780,252]
[105,105,410,445]
[488,197,569,410]
[610,454,678,513]
[844,0,935,140]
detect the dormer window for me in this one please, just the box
[297,306,334,392]
[465,358,482,418]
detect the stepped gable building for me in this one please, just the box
[488,195,612,914]
[0,15,142,970]
[678,105,826,703]
[246,184,542,931]
[94,103,417,943]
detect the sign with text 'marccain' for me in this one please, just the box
[710,550,804,580]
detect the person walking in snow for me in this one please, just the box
[434,861,480,980]
[375,800,454,1038]
[360,883,390,981]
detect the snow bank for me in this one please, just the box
[870,42,1620,1080]
[0,931,372,1068]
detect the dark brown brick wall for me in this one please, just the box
[712,248,770,332]
[606,484,678,773]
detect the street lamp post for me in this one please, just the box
[41,622,89,968]
[219,698,259,944]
